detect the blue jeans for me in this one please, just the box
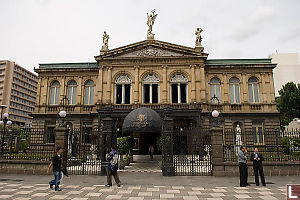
[49,171,62,191]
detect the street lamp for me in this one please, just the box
[210,94,222,127]
[297,119,300,125]
[58,110,67,127]
[0,112,12,156]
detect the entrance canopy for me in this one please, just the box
[122,107,162,134]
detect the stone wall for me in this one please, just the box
[0,160,50,175]
[214,161,300,176]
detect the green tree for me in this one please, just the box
[276,82,300,128]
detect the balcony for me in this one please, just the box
[230,104,242,111]
[250,104,262,110]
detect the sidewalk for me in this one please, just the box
[0,173,298,199]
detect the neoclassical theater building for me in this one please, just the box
[32,19,280,153]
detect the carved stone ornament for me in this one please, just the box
[170,74,188,83]
[115,75,132,84]
[137,47,166,57]
[142,74,160,83]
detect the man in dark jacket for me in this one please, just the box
[238,145,248,187]
[47,146,63,191]
[250,147,266,186]
[105,147,121,187]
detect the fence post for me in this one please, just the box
[275,128,280,161]
[210,126,225,176]
[54,127,68,173]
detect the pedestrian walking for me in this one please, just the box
[47,146,63,191]
[238,145,248,187]
[105,147,121,187]
[149,145,154,160]
[250,147,266,186]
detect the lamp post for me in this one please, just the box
[210,94,222,127]
[0,113,12,157]
[58,110,67,127]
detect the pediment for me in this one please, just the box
[96,40,205,59]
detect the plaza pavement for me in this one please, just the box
[0,172,298,200]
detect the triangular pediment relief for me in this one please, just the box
[96,40,206,59]
[119,46,183,57]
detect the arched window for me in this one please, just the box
[49,81,60,105]
[67,80,77,105]
[84,80,94,105]
[115,75,132,104]
[170,74,188,103]
[210,78,221,104]
[143,74,159,104]
[229,77,240,104]
[248,77,259,103]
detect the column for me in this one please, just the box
[200,66,206,101]
[241,73,248,103]
[54,127,68,173]
[223,74,228,103]
[97,66,103,103]
[149,84,153,103]
[210,127,225,176]
[191,65,196,102]
[77,77,82,105]
[162,66,167,104]
[106,67,112,104]
[121,84,125,104]
[61,76,66,100]
[269,73,275,103]
[36,77,42,111]
[134,66,139,103]
[177,83,181,103]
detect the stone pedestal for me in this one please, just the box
[54,127,68,172]
[211,127,225,176]
[100,116,113,176]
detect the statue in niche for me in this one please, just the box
[195,28,203,47]
[235,124,243,155]
[101,31,109,51]
[147,9,157,39]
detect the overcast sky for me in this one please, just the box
[1,0,300,73]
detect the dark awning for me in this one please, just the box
[122,107,162,134]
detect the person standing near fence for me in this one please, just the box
[105,147,121,187]
[250,147,266,186]
[238,145,248,187]
[47,146,63,191]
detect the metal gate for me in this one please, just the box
[163,126,212,176]
[66,128,101,175]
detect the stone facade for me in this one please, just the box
[32,39,280,148]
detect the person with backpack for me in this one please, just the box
[105,147,121,187]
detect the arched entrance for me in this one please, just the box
[122,107,162,155]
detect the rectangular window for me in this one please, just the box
[46,126,55,143]
[116,85,122,104]
[252,122,264,144]
[180,84,187,103]
[125,85,130,104]
[172,84,178,103]
[152,84,158,103]
[144,84,150,103]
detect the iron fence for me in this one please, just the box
[0,128,55,161]
[223,128,300,162]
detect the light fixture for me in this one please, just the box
[212,110,219,118]
[0,121,3,125]
[3,113,8,118]
[7,121,12,125]
[59,110,67,118]
[297,119,300,125]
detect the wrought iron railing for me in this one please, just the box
[223,128,300,162]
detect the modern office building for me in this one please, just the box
[0,60,38,127]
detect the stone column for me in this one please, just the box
[191,65,196,102]
[223,73,228,103]
[241,73,248,103]
[200,65,206,101]
[106,67,112,104]
[97,66,103,103]
[210,127,225,176]
[177,83,181,103]
[162,108,174,176]
[149,84,153,103]
[162,66,168,104]
[100,113,113,175]
[134,66,139,103]
[54,127,68,173]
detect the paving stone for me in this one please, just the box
[67,191,83,194]
[85,192,102,196]
[234,194,252,199]
[106,194,123,199]
[138,192,152,196]
[147,188,159,192]
[160,194,174,198]
[49,195,69,199]
[0,195,14,199]
[31,192,50,197]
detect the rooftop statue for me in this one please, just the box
[195,28,203,47]
[147,9,157,40]
[101,31,109,51]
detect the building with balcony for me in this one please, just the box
[32,33,280,152]
[0,60,38,127]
